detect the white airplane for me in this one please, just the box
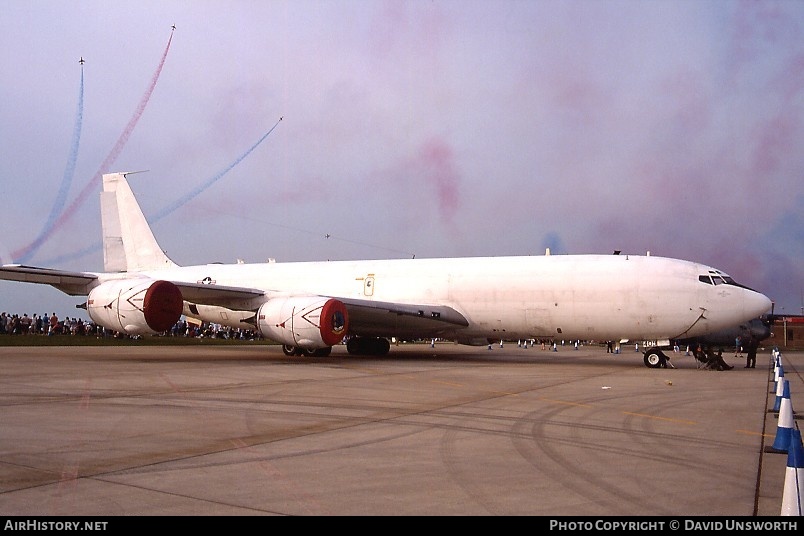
[0,172,772,362]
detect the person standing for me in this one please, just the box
[21,314,31,335]
[48,313,58,336]
[745,341,757,368]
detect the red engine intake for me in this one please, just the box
[256,296,349,348]
[87,279,183,334]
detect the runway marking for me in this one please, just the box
[736,429,774,438]
[432,380,466,388]
[622,411,697,425]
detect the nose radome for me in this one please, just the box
[747,291,772,318]
[753,321,772,340]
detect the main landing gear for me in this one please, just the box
[281,336,392,357]
[346,337,391,356]
[643,348,670,368]
[282,345,332,357]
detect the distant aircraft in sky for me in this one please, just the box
[0,172,772,361]
[171,24,176,31]
[79,57,85,65]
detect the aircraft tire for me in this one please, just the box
[643,349,666,368]
[376,337,391,355]
[346,337,391,356]
[282,345,298,356]
[302,347,332,357]
[346,337,361,355]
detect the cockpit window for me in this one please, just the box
[698,272,758,292]
[699,273,730,285]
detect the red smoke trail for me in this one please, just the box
[419,138,460,222]
[11,30,174,263]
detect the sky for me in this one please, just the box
[0,0,802,321]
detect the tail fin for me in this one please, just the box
[101,172,178,272]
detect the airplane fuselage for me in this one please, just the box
[1,172,773,359]
[102,253,769,343]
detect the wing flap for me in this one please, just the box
[337,297,469,338]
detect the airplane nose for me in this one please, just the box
[746,291,772,318]
[753,323,772,341]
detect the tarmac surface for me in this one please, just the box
[0,341,800,517]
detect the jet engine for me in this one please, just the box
[87,279,183,335]
[256,296,349,349]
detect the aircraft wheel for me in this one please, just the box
[347,337,390,355]
[643,350,665,368]
[376,337,390,355]
[282,345,297,356]
[303,347,333,357]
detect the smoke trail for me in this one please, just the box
[150,117,283,223]
[11,30,174,263]
[15,68,84,264]
[41,117,283,266]
[41,241,99,267]
[541,232,566,255]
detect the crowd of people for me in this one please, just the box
[0,311,260,340]
[0,312,93,336]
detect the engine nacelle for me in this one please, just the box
[87,279,183,335]
[256,296,349,348]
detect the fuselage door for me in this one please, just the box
[363,275,375,297]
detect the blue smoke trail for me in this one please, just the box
[16,68,84,264]
[40,118,283,266]
[13,30,174,263]
[541,232,566,255]
[149,117,283,223]
[43,241,100,267]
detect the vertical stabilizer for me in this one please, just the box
[101,172,178,272]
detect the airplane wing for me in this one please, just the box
[0,265,98,296]
[337,296,469,338]
[172,281,469,338]
[0,264,469,338]
[0,265,265,305]
[170,281,267,309]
